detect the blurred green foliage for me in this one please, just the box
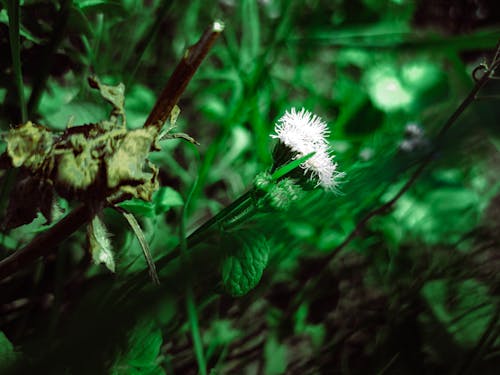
[1,0,500,374]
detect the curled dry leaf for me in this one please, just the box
[0,78,170,229]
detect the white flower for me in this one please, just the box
[270,108,343,191]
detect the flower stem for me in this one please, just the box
[119,188,259,299]
[186,190,255,248]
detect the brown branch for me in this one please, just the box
[0,205,94,281]
[144,21,224,130]
[0,21,224,282]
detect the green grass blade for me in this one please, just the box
[271,152,315,180]
[7,0,27,122]
[180,176,208,375]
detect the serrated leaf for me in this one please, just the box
[88,215,115,272]
[221,232,269,297]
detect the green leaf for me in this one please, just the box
[221,232,269,297]
[74,0,128,18]
[67,4,93,37]
[203,320,241,347]
[271,152,315,181]
[264,335,287,375]
[124,84,156,129]
[0,331,18,371]
[401,60,444,94]
[43,101,107,130]
[118,199,155,218]
[117,187,184,217]
[364,63,414,112]
[153,187,184,215]
[111,321,164,375]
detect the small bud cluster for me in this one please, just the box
[253,172,303,212]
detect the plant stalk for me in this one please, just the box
[7,0,27,123]
[144,21,224,131]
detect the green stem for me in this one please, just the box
[186,189,255,247]
[181,177,207,375]
[7,0,27,123]
[185,287,207,375]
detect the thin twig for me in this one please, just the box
[0,205,94,281]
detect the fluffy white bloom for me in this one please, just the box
[271,108,342,190]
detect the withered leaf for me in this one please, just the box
[5,121,54,170]
[106,126,159,202]
[2,172,54,230]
